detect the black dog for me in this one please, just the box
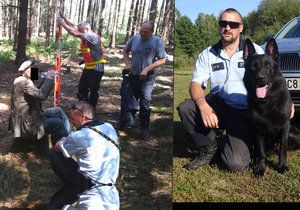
[243,38,292,177]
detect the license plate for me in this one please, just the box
[286,78,300,90]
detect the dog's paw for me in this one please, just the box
[278,165,289,174]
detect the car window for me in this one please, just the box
[276,18,300,39]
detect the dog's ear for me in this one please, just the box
[266,38,279,62]
[243,38,256,60]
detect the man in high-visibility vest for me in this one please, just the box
[58,11,105,110]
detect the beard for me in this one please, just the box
[221,31,238,44]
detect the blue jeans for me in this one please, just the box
[41,107,71,146]
[129,73,155,129]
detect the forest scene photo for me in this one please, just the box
[0,0,174,209]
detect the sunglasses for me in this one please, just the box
[71,104,93,120]
[219,20,241,29]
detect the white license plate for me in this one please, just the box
[286,78,300,90]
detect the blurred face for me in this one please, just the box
[219,12,243,45]
[139,24,153,41]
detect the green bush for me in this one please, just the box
[26,35,80,60]
[174,49,196,70]
[27,38,52,58]
[0,40,15,64]
[116,32,126,44]
[49,34,80,54]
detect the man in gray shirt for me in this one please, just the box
[58,11,105,110]
[122,21,166,140]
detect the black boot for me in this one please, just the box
[183,144,218,170]
[140,109,151,140]
[140,129,151,140]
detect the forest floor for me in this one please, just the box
[0,45,173,209]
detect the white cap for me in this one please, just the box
[18,59,35,71]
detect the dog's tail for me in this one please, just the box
[288,126,300,150]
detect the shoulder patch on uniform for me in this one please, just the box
[211,62,225,71]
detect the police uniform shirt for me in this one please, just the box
[59,122,120,185]
[124,34,166,75]
[192,39,264,109]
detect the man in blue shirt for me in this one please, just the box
[178,8,264,172]
[46,101,120,209]
[122,21,166,140]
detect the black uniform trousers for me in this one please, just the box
[47,148,92,209]
[77,69,104,109]
[177,94,253,172]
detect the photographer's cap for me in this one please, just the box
[18,59,35,72]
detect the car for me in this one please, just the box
[261,16,300,111]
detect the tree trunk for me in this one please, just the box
[97,0,106,36]
[86,0,94,22]
[35,0,41,37]
[8,0,14,39]
[27,0,34,43]
[45,0,52,46]
[108,0,118,48]
[69,0,73,18]
[91,0,99,30]
[155,0,165,35]
[0,1,4,38]
[149,0,158,22]
[120,0,128,29]
[80,0,85,22]
[161,0,173,45]
[15,0,28,65]
[124,0,135,43]
[140,0,146,23]
[135,0,142,30]
[130,0,140,37]
[3,0,8,37]
[106,0,114,37]
[115,0,121,32]
[13,0,20,51]
[77,0,82,23]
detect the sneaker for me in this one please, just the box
[140,129,151,141]
[183,144,218,170]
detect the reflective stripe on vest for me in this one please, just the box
[84,59,107,69]
[80,33,106,69]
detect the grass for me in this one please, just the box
[173,64,300,202]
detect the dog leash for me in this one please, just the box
[87,125,120,150]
